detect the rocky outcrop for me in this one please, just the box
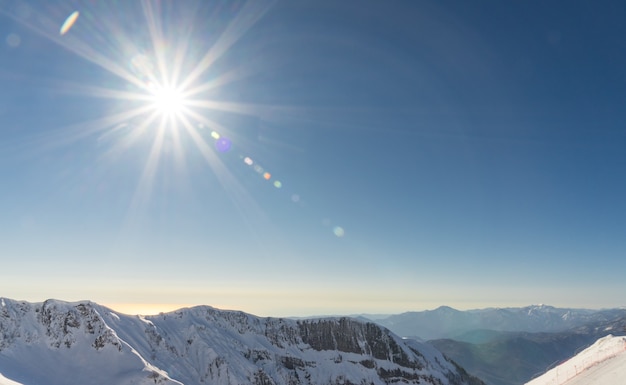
[0,298,485,385]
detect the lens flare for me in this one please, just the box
[15,1,345,244]
[6,33,21,47]
[215,137,232,152]
[333,226,345,237]
[60,11,79,35]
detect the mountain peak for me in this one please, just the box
[0,298,484,385]
[374,305,624,341]
[434,305,460,313]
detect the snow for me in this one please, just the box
[0,298,480,385]
[563,352,626,385]
[526,335,626,385]
[0,373,24,385]
[137,315,154,326]
[0,299,181,385]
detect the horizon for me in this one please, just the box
[2,1,625,316]
[91,301,626,317]
[2,296,624,318]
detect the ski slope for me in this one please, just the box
[526,335,626,385]
[0,373,23,385]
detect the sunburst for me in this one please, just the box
[149,84,186,118]
[6,0,283,229]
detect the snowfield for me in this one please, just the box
[526,335,626,385]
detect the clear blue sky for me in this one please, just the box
[1,0,625,316]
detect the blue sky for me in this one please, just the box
[1,0,625,316]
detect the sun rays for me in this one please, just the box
[3,0,349,246]
[0,1,296,238]
[149,84,186,118]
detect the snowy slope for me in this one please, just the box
[0,298,484,385]
[0,373,24,385]
[525,335,626,385]
[0,299,181,385]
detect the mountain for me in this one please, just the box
[0,373,23,385]
[0,298,182,385]
[0,298,484,385]
[373,305,626,340]
[429,314,626,385]
[525,334,626,385]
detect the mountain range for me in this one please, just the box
[0,298,484,385]
[368,305,626,385]
[3,298,625,385]
[371,305,626,340]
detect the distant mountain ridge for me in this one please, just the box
[429,312,626,385]
[372,305,626,340]
[0,298,484,385]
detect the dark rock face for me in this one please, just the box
[0,300,119,352]
[298,318,420,368]
[0,298,485,385]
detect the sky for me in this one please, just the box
[0,0,625,317]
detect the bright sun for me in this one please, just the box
[149,84,186,117]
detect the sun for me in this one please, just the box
[149,84,186,117]
[12,1,283,223]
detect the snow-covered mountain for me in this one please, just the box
[0,298,484,385]
[374,305,626,340]
[0,298,181,385]
[525,335,626,385]
[427,310,626,385]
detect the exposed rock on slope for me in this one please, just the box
[0,299,179,385]
[0,298,484,385]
